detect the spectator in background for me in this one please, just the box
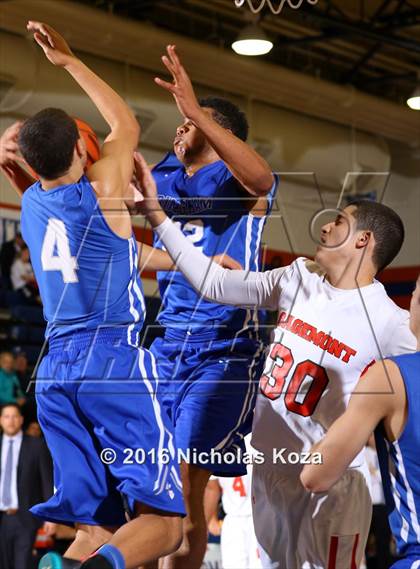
[0,233,24,288]
[13,348,37,423]
[26,421,42,438]
[13,348,31,393]
[10,246,39,304]
[0,403,53,569]
[0,352,25,407]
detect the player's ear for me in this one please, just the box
[356,230,371,249]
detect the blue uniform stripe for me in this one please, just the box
[395,441,420,542]
[376,353,420,555]
[214,341,264,452]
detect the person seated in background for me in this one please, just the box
[10,246,40,304]
[13,348,31,393]
[0,403,53,569]
[13,348,38,424]
[0,352,25,407]
[26,421,42,438]
[0,232,25,288]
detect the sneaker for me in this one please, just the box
[38,552,81,569]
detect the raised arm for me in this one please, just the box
[154,218,282,309]
[134,152,284,310]
[300,359,405,493]
[155,45,274,197]
[27,21,139,202]
[137,242,242,272]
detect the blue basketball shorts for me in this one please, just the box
[391,547,420,569]
[31,328,185,526]
[391,559,420,568]
[150,329,265,477]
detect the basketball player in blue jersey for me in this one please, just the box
[146,45,277,569]
[17,21,185,569]
[0,122,241,275]
[301,275,420,567]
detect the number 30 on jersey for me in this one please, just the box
[41,218,79,283]
[260,342,329,417]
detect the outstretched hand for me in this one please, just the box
[27,21,75,67]
[132,151,164,224]
[155,45,202,121]
[133,151,157,201]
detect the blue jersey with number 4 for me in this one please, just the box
[20,176,145,342]
[152,153,277,339]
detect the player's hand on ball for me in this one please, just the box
[27,21,75,67]
[0,122,24,168]
[155,45,201,122]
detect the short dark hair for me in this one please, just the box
[199,96,249,141]
[18,108,79,180]
[0,403,22,416]
[349,200,405,273]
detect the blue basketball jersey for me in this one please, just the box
[20,176,145,342]
[152,153,277,338]
[375,352,420,557]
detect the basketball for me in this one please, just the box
[74,117,101,168]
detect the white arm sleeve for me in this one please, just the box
[155,217,286,310]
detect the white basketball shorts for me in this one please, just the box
[252,462,372,569]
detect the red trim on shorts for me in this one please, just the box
[327,536,339,569]
[350,534,359,569]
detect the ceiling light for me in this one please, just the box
[232,24,273,56]
[407,85,420,110]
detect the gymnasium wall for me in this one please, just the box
[0,28,418,307]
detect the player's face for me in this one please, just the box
[314,206,357,269]
[409,275,420,340]
[0,406,23,436]
[173,108,213,163]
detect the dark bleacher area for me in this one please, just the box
[0,271,164,362]
[0,275,46,366]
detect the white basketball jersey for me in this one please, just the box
[217,472,252,517]
[251,258,416,463]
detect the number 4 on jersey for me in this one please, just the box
[232,476,246,497]
[41,219,78,283]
